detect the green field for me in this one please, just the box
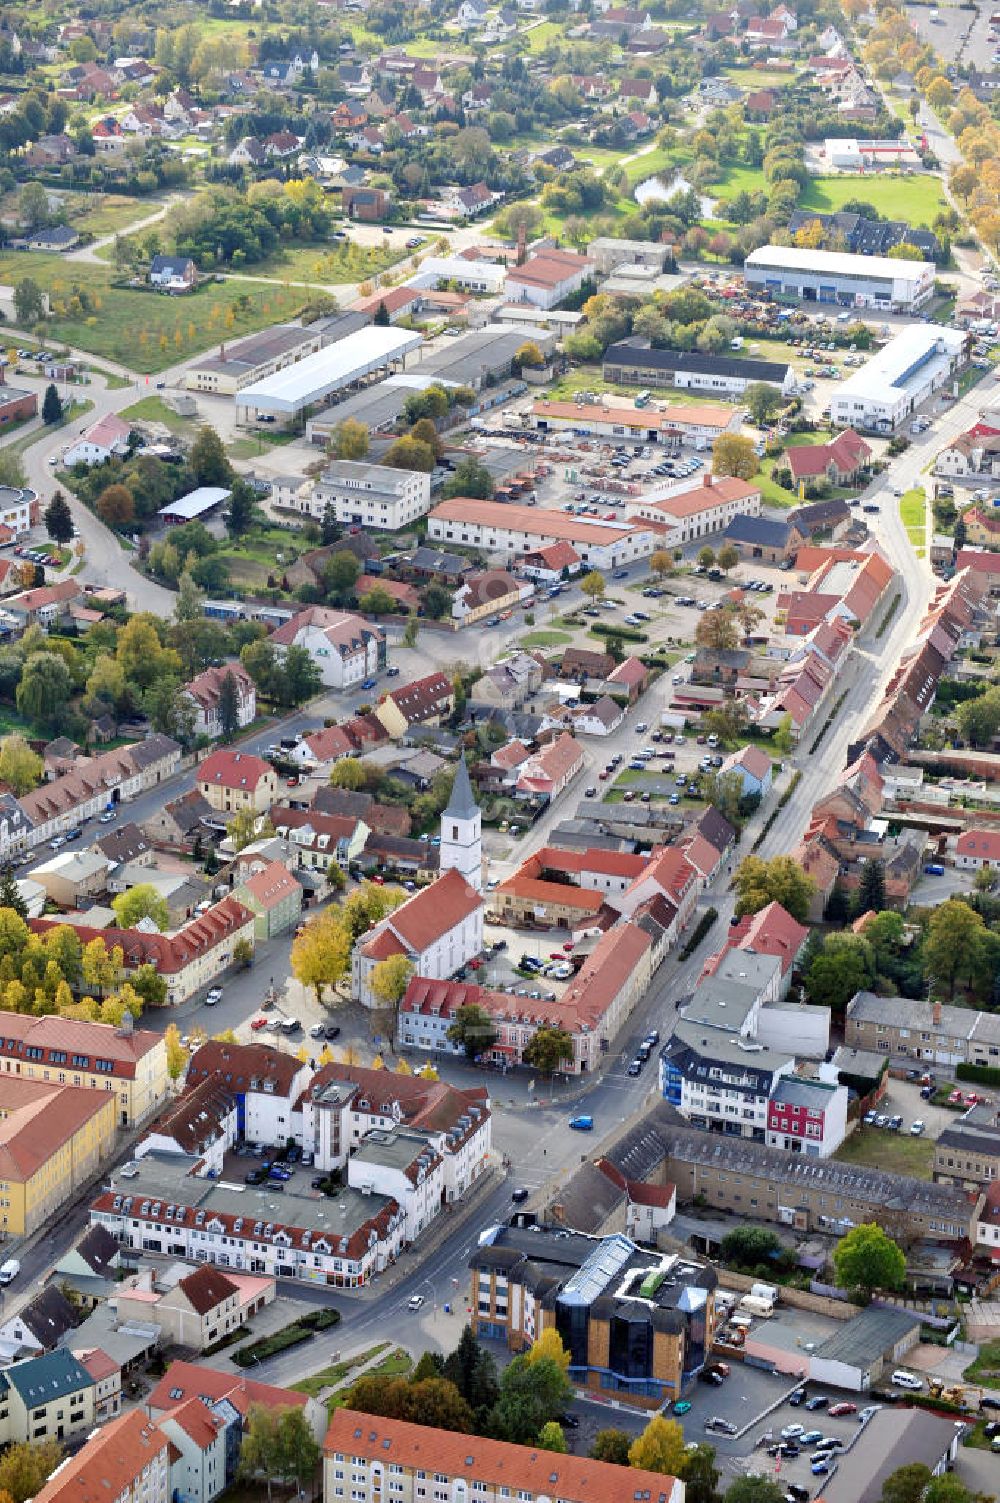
[247,240,406,287]
[900,487,927,554]
[799,174,947,227]
[520,19,564,50]
[712,162,768,203]
[833,1125,933,1178]
[521,629,572,647]
[0,255,310,372]
[722,65,797,89]
[120,395,199,435]
[624,144,678,188]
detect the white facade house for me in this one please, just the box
[157,1407,228,1503]
[830,325,967,433]
[62,414,134,467]
[428,498,657,570]
[405,256,507,294]
[270,607,385,689]
[744,244,935,312]
[352,867,484,1008]
[629,474,763,543]
[0,486,35,538]
[347,1130,445,1241]
[309,461,431,531]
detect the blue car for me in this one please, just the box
[361,678,377,691]
[569,1115,594,1131]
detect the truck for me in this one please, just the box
[750,1282,779,1305]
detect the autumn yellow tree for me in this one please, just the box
[527,1329,570,1372]
[290,911,351,1005]
[164,1022,188,1081]
[370,954,414,1030]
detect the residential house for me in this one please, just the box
[184,1039,311,1145]
[62,415,133,468]
[1,1349,96,1445]
[197,750,277,815]
[28,1410,170,1503]
[515,733,585,800]
[183,662,256,742]
[149,255,196,293]
[718,744,772,798]
[51,1224,122,1311]
[116,1263,274,1351]
[452,570,530,625]
[374,673,454,737]
[955,828,1000,871]
[785,429,872,488]
[234,860,303,938]
[0,1286,78,1358]
[270,607,385,690]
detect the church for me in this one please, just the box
[350,759,485,1009]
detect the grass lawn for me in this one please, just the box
[900,487,927,549]
[292,1343,389,1398]
[520,19,564,49]
[69,193,165,239]
[712,161,768,203]
[121,395,199,436]
[722,65,797,89]
[364,1348,413,1380]
[798,174,947,227]
[0,255,311,372]
[545,364,727,405]
[757,432,830,508]
[624,144,676,188]
[963,1340,1000,1385]
[247,240,405,287]
[521,629,572,646]
[832,1125,933,1178]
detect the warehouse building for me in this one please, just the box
[744,244,935,312]
[185,324,329,395]
[830,325,967,433]
[427,498,657,570]
[235,328,423,424]
[604,338,796,397]
[530,397,740,445]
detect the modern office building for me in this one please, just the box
[470,1225,716,1408]
[744,244,935,312]
[830,324,967,432]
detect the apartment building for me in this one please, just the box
[184,1040,311,1146]
[1,1350,96,1445]
[471,1225,715,1408]
[324,1409,684,1503]
[629,474,763,544]
[116,1263,273,1350]
[0,1077,117,1236]
[766,1076,849,1157]
[30,1410,171,1503]
[844,991,1000,1069]
[196,750,277,815]
[182,662,256,741]
[427,498,657,571]
[17,736,181,851]
[934,1108,1000,1190]
[0,1012,167,1127]
[310,461,431,531]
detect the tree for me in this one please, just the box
[722,1481,786,1503]
[527,1330,570,1372]
[370,954,414,1023]
[590,1430,632,1465]
[96,484,135,528]
[833,1222,906,1296]
[720,1225,786,1270]
[410,418,443,460]
[324,550,361,603]
[282,645,322,706]
[290,910,352,1004]
[131,963,167,1009]
[743,382,783,425]
[41,384,62,425]
[16,653,72,730]
[695,607,739,653]
[333,417,370,461]
[217,671,241,743]
[628,1416,687,1477]
[773,712,793,757]
[522,1026,574,1077]
[581,570,606,602]
[681,1444,721,1503]
[537,1422,567,1452]
[712,433,758,480]
[924,897,986,999]
[421,584,452,620]
[331,757,366,791]
[190,425,232,487]
[164,1021,189,1080]
[233,936,254,970]
[43,491,73,545]
[384,436,436,472]
[442,459,494,501]
[856,858,886,915]
[514,341,545,370]
[650,550,671,581]
[275,1407,321,1496]
[0,864,27,921]
[490,1353,573,1445]
[734,856,816,923]
[881,1465,933,1503]
[112,884,170,933]
[957,686,1000,747]
[226,478,257,539]
[13,278,45,327]
[0,736,42,797]
[442,1326,499,1421]
[717,543,739,575]
[805,933,874,1014]
[447,1003,498,1060]
[349,1374,474,1430]
[0,1440,64,1503]
[697,546,716,569]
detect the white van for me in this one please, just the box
[750,1282,779,1305]
[0,1259,20,1285]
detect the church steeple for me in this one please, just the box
[439,758,483,892]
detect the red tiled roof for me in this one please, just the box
[957,828,1000,861]
[241,860,300,911]
[148,1360,309,1417]
[324,1410,679,1503]
[30,1411,170,1503]
[198,749,273,791]
[376,868,482,954]
[496,875,606,913]
[178,1264,239,1316]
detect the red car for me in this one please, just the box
[828,1403,856,1417]
[250,1017,268,1031]
[549,951,564,960]
[468,958,483,970]
[562,942,575,952]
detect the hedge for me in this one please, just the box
[679,906,718,961]
[588,623,648,643]
[232,1307,340,1367]
[956,1062,1000,1086]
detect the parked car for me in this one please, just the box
[569,1115,594,1131]
[828,1404,857,1417]
[891,1370,923,1390]
[205,987,223,1006]
[407,1295,424,1311]
[511,1187,529,1204]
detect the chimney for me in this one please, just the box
[516,222,527,267]
[219,342,225,360]
[703,473,712,487]
[932,999,942,1025]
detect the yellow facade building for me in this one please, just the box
[0,1077,117,1236]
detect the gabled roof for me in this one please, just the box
[177,1264,239,1316]
[30,1410,169,1503]
[363,868,482,960]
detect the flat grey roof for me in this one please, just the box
[190,323,317,377]
[817,1410,962,1503]
[159,486,230,521]
[239,328,423,414]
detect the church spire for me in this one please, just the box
[444,755,478,821]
